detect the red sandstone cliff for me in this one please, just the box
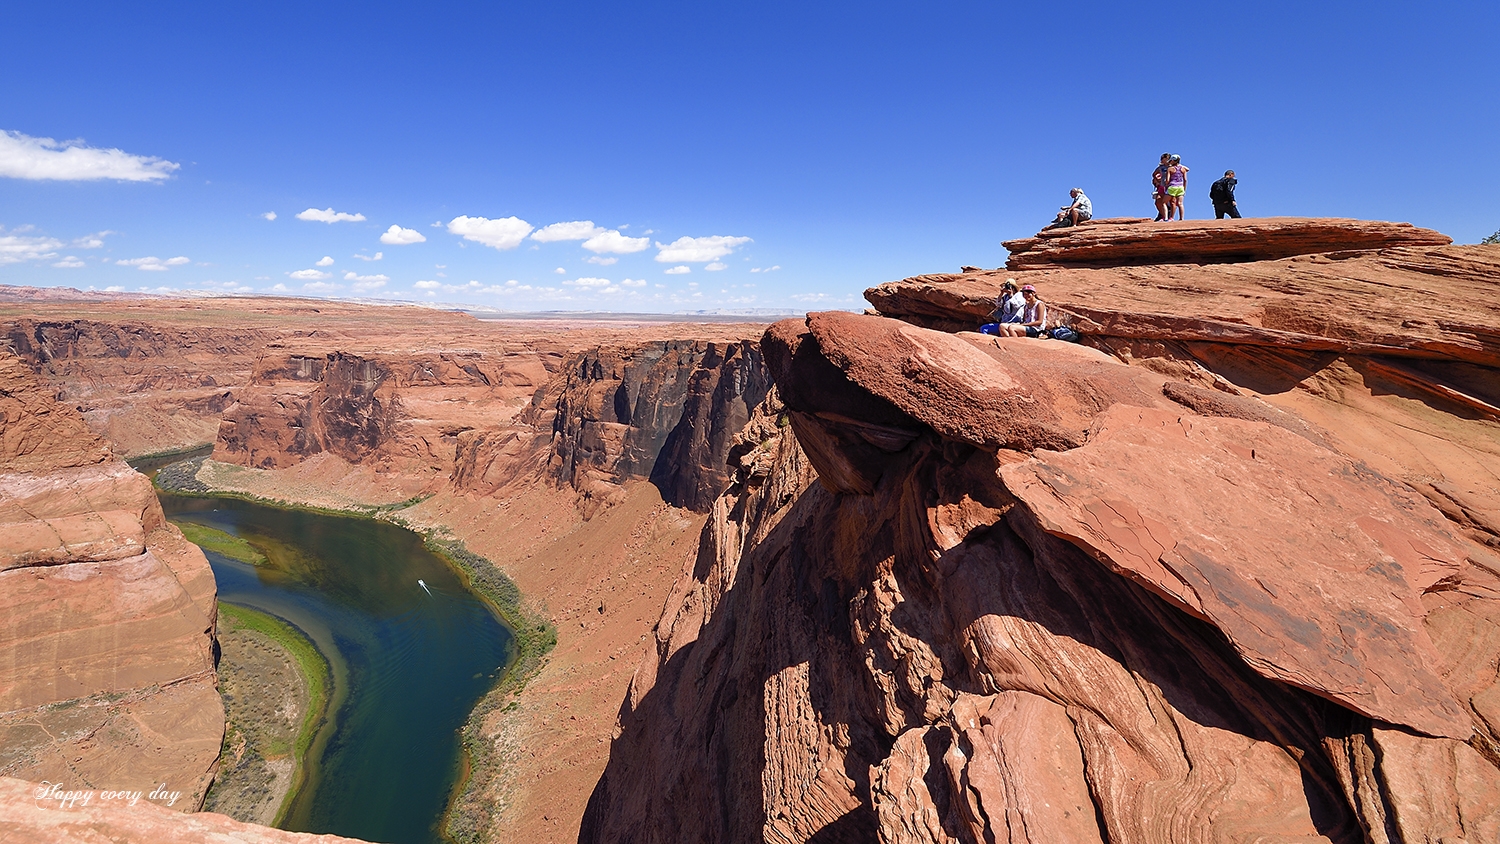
[582,221,1500,844]
[461,339,771,512]
[0,353,225,810]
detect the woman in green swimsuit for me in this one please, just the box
[1166,155,1189,220]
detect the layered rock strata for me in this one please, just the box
[0,353,224,809]
[999,217,1452,270]
[582,306,1500,843]
[455,339,770,513]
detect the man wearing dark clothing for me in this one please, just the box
[1210,171,1241,219]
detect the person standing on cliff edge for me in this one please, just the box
[1152,153,1172,221]
[1165,155,1189,220]
[1210,170,1241,218]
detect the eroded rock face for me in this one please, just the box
[581,312,1500,844]
[215,349,541,475]
[0,354,224,810]
[1000,217,1452,270]
[494,339,771,511]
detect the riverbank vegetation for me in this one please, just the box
[173,521,268,566]
[154,455,557,843]
[205,603,331,826]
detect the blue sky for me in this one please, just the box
[2,1,1496,311]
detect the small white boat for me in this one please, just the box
[418,579,432,597]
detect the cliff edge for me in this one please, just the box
[0,353,225,810]
[582,220,1500,844]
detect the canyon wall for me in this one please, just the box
[477,339,771,512]
[0,353,225,809]
[582,221,1500,843]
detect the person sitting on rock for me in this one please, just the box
[978,280,1025,335]
[1048,188,1092,228]
[999,285,1048,337]
[1210,170,1240,218]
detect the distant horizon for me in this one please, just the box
[3,1,1496,311]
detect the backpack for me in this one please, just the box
[1209,177,1233,204]
[1049,326,1080,342]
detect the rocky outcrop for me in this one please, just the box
[2,318,266,457]
[0,776,366,843]
[0,354,224,809]
[462,340,771,512]
[214,349,547,475]
[581,306,1500,843]
[999,217,1452,270]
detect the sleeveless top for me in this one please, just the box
[1168,165,1187,188]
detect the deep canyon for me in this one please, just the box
[2,216,1499,843]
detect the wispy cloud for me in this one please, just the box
[664,265,691,274]
[262,211,277,221]
[750,265,781,273]
[117,256,190,271]
[288,268,332,280]
[0,230,63,264]
[447,215,533,250]
[655,235,751,263]
[704,261,727,271]
[296,207,367,223]
[343,271,389,292]
[302,281,342,292]
[52,256,86,268]
[353,251,383,261]
[585,255,618,265]
[72,231,113,249]
[380,224,426,245]
[0,130,179,181]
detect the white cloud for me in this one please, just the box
[296,207,366,223]
[750,265,782,273]
[704,261,727,271]
[343,272,389,292]
[0,130,179,182]
[664,265,691,274]
[554,267,566,274]
[654,235,751,263]
[621,278,646,287]
[583,229,650,254]
[102,285,124,292]
[585,255,618,266]
[302,281,342,292]
[568,277,613,287]
[414,280,442,289]
[288,268,332,280]
[447,215,533,250]
[117,256,190,271]
[0,231,63,264]
[52,256,85,268]
[531,220,601,242]
[380,224,426,245]
[271,283,289,292]
[315,255,334,266]
[262,212,277,221]
[353,252,383,261]
[72,231,112,249]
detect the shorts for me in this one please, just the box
[1166,186,1185,197]
[1076,209,1092,222]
